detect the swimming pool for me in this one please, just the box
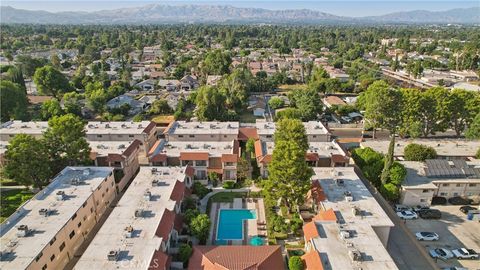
[216,209,257,242]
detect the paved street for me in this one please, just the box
[353,166,439,270]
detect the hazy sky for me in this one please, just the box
[2,1,478,17]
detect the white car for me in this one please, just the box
[451,248,478,259]
[429,248,454,260]
[415,232,439,241]
[397,210,418,219]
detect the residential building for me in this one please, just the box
[106,95,147,115]
[73,166,193,270]
[361,139,480,160]
[0,167,116,270]
[206,75,223,86]
[148,139,240,184]
[163,121,240,142]
[399,160,480,206]
[89,140,142,192]
[255,120,331,142]
[302,167,397,270]
[0,121,48,141]
[179,75,199,91]
[323,95,347,108]
[158,79,180,91]
[188,245,284,270]
[135,79,156,91]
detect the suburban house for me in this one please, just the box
[322,95,347,108]
[135,79,156,91]
[206,75,223,86]
[0,167,116,270]
[302,167,397,270]
[188,245,284,270]
[399,160,480,206]
[179,75,199,91]
[148,139,240,184]
[106,94,147,115]
[158,79,180,91]
[74,166,193,270]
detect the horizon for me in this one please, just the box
[2,0,479,17]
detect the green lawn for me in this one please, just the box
[210,192,247,203]
[0,189,35,223]
[238,110,262,123]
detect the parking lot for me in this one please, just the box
[404,205,480,269]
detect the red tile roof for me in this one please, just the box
[331,154,348,164]
[142,121,157,134]
[107,153,124,162]
[148,140,162,156]
[238,128,259,141]
[302,251,323,270]
[180,152,209,160]
[313,208,337,222]
[303,222,319,242]
[185,166,195,177]
[306,153,319,161]
[170,180,186,202]
[221,154,238,163]
[174,213,184,232]
[148,250,171,270]
[232,140,240,155]
[309,180,326,203]
[150,153,167,163]
[188,245,284,270]
[254,140,264,160]
[123,139,141,157]
[155,209,175,241]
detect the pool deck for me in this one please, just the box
[208,198,266,245]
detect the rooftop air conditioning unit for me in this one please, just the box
[152,179,158,186]
[16,225,30,237]
[124,225,134,238]
[352,206,361,216]
[349,249,362,261]
[339,230,351,239]
[107,250,119,261]
[151,168,157,173]
[39,208,50,217]
[336,179,345,186]
[144,191,152,201]
[344,191,354,202]
[134,209,144,218]
[56,191,65,201]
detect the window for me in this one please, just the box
[453,192,459,196]
[129,135,134,138]
[223,135,227,138]
[469,183,477,187]
[440,192,448,196]
[82,202,87,208]
[71,213,77,221]
[266,135,272,139]
[97,184,102,190]
[69,230,75,239]
[83,215,87,221]
[313,135,317,138]
[117,135,123,138]
[59,242,66,252]
[49,237,56,246]
[90,207,94,213]
[35,252,43,262]
[42,264,47,270]
[50,254,55,262]
[210,135,214,138]
[420,199,426,202]
[106,188,109,193]
[225,162,235,166]
[197,170,207,179]
[97,135,102,138]
[442,184,449,187]
[189,135,195,138]
[78,222,82,228]
[195,160,207,166]
[456,184,461,187]
[422,189,430,193]
[178,135,184,138]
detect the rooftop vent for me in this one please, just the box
[56,191,65,201]
[39,208,50,217]
[152,179,159,186]
[339,230,351,239]
[16,225,30,237]
[352,206,361,216]
[124,225,134,238]
[134,209,144,218]
[107,250,119,261]
[151,168,157,174]
[344,191,353,202]
[349,249,362,261]
[336,179,345,186]
[144,190,152,201]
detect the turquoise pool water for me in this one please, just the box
[216,209,256,243]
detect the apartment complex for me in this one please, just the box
[148,139,240,184]
[163,121,240,142]
[74,166,193,270]
[0,120,158,153]
[302,167,397,270]
[400,159,480,206]
[255,119,331,142]
[0,167,116,270]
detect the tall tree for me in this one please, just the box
[3,134,52,188]
[7,66,26,92]
[202,50,232,75]
[0,80,29,122]
[189,214,211,244]
[266,119,312,211]
[33,65,72,99]
[465,113,480,140]
[195,86,229,121]
[40,98,64,120]
[288,88,322,121]
[43,114,91,174]
[449,89,480,137]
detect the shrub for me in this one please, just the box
[389,162,407,186]
[182,197,197,211]
[268,96,285,110]
[476,148,480,159]
[274,232,288,240]
[184,209,200,225]
[404,143,437,161]
[192,182,210,199]
[381,183,400,201]
[288,256,304,270]
[178,244,193,264]
[222,181,235,189]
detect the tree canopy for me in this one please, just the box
[33,65,72,99]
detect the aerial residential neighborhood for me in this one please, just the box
[0,1,479,270]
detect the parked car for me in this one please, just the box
[418,209,442,219]
[451,248,478,260]
[415,232,439,241]
[413,205,430,212]
[394,204,411,212]
[397,210,418,219]
[432,196,447,205]
[429,248,454,260]
[448,196,473,205]
[459,205,477,214]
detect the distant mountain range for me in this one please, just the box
[1,4,479,25]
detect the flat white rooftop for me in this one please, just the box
[0,167,114,270]
[255,119,329,137]
[311,167,396,270]
[89,140,137,156]
[0,120,48,135]
[166,121,239,135]
[74,166,188,270]
[86,121,153,135]
[361,139,480,157]
[259,141,344,157]
[154,139,236,157]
